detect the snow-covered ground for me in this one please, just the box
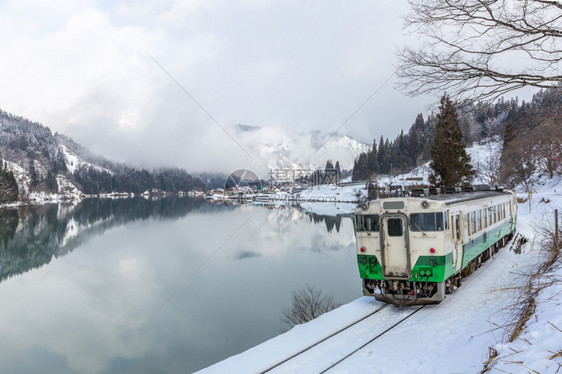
[487,175,562,373]
[198,145,561,373]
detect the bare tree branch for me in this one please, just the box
[280,285,341,327]
[397,0,562,101]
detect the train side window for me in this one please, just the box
[444,210,449,230]
[455,214,460,240]
[493,206,497,223]
[488,207,493,225]
[471,211,476,234]
[503,203,506,219]
[467,213,471,234]
[356,214,379,232]
[483,209,488,228]
[477,210,482,231]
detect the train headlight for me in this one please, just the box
[360,246,366,253]
[430,248,436,253]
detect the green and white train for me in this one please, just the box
[354,186,517,305]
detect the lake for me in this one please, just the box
[0,197,361,373]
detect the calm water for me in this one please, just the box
[0,198,360,373]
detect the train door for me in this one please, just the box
[380,214,410,279]
[453,213,462,271]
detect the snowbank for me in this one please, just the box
[485,174,562,373]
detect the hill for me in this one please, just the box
[0,109,206,202]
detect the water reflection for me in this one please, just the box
[0,198,359,373]
[0,198,205,282]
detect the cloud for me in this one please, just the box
[0,0,437,173]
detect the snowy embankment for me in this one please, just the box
[198,175,561,373]
[486,175,562,373]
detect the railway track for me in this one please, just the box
[257,304,425,374]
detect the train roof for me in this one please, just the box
[416,190,513,206]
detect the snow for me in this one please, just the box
[233,125,370,176]
[60,144,113,175]
[2,158,31,197]
[197,145,562,373]
[488,174,562,373]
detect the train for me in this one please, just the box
[354,186,517,305]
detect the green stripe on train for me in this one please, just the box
[357,218,516,283]
[461,220,514,268]
[357,253,452,283]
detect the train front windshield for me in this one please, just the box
[356,214,380,232]
[410,212,444,231]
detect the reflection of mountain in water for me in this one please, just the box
[0,197,205,282]
[0,199,350,282]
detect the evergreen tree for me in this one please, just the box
[46,171,57,192]
[0,163,18,203]
[377,136,385,169]
[408,114,424,166]
[352,159,360,181]
[357,153,369,180]
[367,140,378,174]
[28,160,39,187]
[334,161,341,184]
[429,95,475,188]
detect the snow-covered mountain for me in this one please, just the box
[0,109,205,201]
[233,124,370,175]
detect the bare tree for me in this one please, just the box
[281,285,341,327]
[500,131,537,189]
[532,119,562,178]
[473,142,501,185]
[397,0,562,101]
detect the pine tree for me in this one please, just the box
[429,95,475,188]
[377,136,385,170]
[367,140,378,174]
[28,160,39,187]
[409,114,424,166]
[334,161,341,184]
[0,163,18,203]
[324,160,334,173]
[352,159,360,181]
[357,153,369,180]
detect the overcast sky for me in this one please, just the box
[1,1,450,173]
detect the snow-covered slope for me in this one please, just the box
[59,144,113,175]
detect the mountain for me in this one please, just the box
[232,124,370,175]
[0,109,206,201]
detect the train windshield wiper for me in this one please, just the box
[411,221,427,237]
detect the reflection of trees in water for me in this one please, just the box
[0,209,18,247]
[305,213,346,234]
[0,197,205,283]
